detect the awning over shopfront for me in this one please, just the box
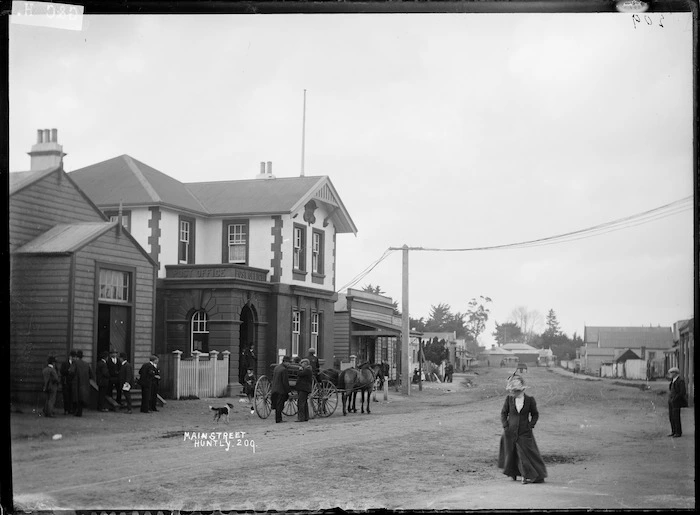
[350,317,422,338]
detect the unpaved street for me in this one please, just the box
[9,366,695,511]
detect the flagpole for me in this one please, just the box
[301,89,306,177]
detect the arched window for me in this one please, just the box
[191,310,209,354]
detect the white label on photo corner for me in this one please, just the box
[11,1,84,31]
[183,431,256,453]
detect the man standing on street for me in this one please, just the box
[118,352,134,414]
[307,348,320,380]
[60,350,76,414]
[42,356,60,417]
[667,367,687,437]
[295,358,313,422]
[96,351,111,412]
[70,350,93,417]
[271,356,292,423]
[107,349,122,407]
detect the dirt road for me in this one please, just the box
[9,366,695,511]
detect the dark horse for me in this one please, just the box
[338,362,383,416]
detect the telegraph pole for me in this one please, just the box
[401,244,410,395]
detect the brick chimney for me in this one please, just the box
[255,160,275,179]
[28,128,66,171]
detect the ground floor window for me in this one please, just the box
[191,310,209,354]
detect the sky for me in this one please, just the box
[9,9,695,347]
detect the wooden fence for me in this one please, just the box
[160,350,230,399]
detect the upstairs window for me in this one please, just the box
[293,224,306,272]
[107,211,131,232]
[178,217,195,264]
[312,229,324,274]
[226,221,248,264]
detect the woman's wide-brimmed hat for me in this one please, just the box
[668,367,680,374]
[506,374,527,392]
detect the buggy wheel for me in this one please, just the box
[253,376,272,419]
[283,392,298,417]
[311,380,338,417]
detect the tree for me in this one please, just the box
[423,337,449,365]
[361,284,400,316]
[465,296,491,343]
[492,321,523,345]
[423,303,466,337]
[509,306,543,345]
[543,309,561,338]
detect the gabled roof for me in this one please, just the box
[14,222,157,266]
[14,223,115,254]
[483,346,515,355]
[584,326,673,349]
[502,342,540,353]
[69,155,358,234]
[615,349,641,363]
[69,155,208,214]
[9,167,60,195]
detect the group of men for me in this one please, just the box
[42,350,162,417]
[270,348,320,423]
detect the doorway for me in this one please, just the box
[239,304,257,384]
[97,304,131,360]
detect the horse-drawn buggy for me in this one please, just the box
[252,362,339,419]
[253,361,384,419]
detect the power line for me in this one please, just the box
[338,196,692,291]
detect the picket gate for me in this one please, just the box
[161,350,230,399]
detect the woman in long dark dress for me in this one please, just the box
[497,374,548,484]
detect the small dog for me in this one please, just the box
[210,403,234,423]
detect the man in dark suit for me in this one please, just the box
[271,356,292,423]
[149,355,161,412]
[118,352,134,414]
[70,350,93,417]
[96,351,111,412]
[295,358,313,422]
[59,350,76,414]
[42,356,60,417]
[667,367,687,437]
[107,349,122,406]
[139,355,160,413]
[307,348,320,380]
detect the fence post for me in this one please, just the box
[210,350,220,398]
[193,350,201,399]
[222,351,231,397]
[172,350,183,400]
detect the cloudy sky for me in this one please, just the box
[9,10,694,346]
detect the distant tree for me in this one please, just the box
[465,296,492,343]
[509,306,543,344]
[423,337,449,365]
[423,303,466,337]
[362,284,400,316]
[493,321,523,345]
[410,317,426,333]
[543,309,561,337]
[362,284,385,295]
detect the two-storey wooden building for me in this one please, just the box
[70,157,357,389]
[10,130,157,405]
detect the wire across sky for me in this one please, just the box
[336,196,693,293]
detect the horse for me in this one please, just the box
[338,362,383,416]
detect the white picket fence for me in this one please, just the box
[165,350,230,399]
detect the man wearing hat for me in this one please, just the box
[307,348,320,380]
[42,356,60,417]
[667,367,687,437]
[70,350,93,417]
[107,348,122,407]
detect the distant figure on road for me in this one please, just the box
[498,374,548,484]
[667,367,687,438]
[445,362,454,382]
